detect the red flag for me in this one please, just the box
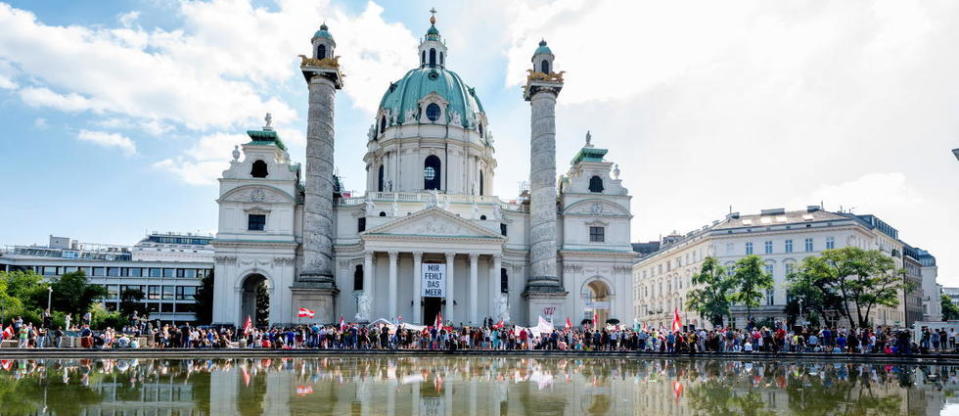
[1,326,11,340]
[592,311,599,329]
[339,316,346,331]
[565,317,573,330]
[434,312,443,329]
[242,316,253,335]
[673,380,684,400]
[297,307,315,318]
[492,320,504,329]
[671,308,682,332]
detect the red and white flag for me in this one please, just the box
[339,316,347,331]
[565,317,573,330]
[297,307,315,319]
[671,307,683,332]
[434,312,443,328]
[296,385,314,396]
[242,316,253,335]
[592,311,599,329]
[492,320,504,329]
[1,326,12,340]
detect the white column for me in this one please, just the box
[412,251,423,324]
[388,251,398,320]
[489,255,501,321]
[469,253,479,325]
[363,251,374,300]
[445,252,455,324]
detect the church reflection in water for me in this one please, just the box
[0,356,956,415]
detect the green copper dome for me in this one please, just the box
[378,67,485,127]
[534,39,552,56]
[313,23,332,40]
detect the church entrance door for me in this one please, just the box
[423,297,442,325]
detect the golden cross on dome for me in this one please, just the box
[429,7,437,24]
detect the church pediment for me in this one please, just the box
[564,199,629,216]
[219,185,295,204]
[363,207,503,240]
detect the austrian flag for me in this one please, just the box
[297,307,316,319]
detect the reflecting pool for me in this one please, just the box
[0,356,956,415]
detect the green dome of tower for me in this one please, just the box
[377,67,484,127]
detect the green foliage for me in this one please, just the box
[49,271,107,317]
[90,304,126,330]
[194,271,215,324]
[119,288,146,320]
[942,294,959,321]
[787,247,907,330]
[686,257,734,327]
[729,255,774,321]
[255,281,270,327]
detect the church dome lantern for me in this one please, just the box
[311,23,336,60]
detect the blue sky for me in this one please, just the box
[1,0,958,282]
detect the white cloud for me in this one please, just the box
[19,87,102,112]
[76,129,136,155]
[153,132,249,185]
[33,117,47,129]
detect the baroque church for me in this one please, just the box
[211,14,636,327]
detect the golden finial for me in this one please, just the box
[429,7,437,24]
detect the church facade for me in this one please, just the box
[211,16,636,327]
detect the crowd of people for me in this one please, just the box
[5,315,958,356]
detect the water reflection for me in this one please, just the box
[0,357,955,415]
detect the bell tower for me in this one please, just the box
[295,22,344,322]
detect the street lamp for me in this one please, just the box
[46,286,52,314]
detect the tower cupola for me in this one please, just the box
[532,39,554,74]
[311,22,336,60]
[418,8,448,68]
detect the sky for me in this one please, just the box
[0,0,956,282]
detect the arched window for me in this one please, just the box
[353,265,363,291]
[317,44,326,59]
[500,268,509,293]
[424,155,441,190]
[478,123,483,137]
[540,59,550,73]
[479,171,484,196]
[251,160,269,178]
[377,165,385,192]
[425,103,441,122]
[429,48,437,67]
[357,217,366,233]
[588,175,604,193]
[480,215,487,221]
[379,116,386,134]
[379,211,386,217]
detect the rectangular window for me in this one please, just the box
[162,286,175,300]
[129,268,142,277]
[785,263,794,276]
[500,223,508,236]
[147,303,159,313]
[176,286,197,301]
[176,269,185,278]
[248,214,266,231]
[765,264,774,277]
[745,242,753,255]
[42,266,58,276]
[184,269,197,279]
[589,226,605,242]
[107,267,121,277]
[804,238,814,252]
[148,286,160,300]
[176,303,197,313]
[80,267,92,276]
[161,303,174,313]
[764,241,773,254]
[107,285,119,299]
[826,236,835,250]
[149,268,162,277]
[163,268,175,278]
[766,288,775,306]
[93,267,106,276]
[64,266,78,273]
[785,240,793,253]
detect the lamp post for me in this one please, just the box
[798,299,803,326]
[46,286,52,314]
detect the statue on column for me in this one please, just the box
[496,293,510,323]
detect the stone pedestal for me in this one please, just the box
[291,285,338,324]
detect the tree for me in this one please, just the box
[787,247,908,330]
[194,271,214,324]
[785,268,845,328]
[685,257,734,327]
[729,255,774,323]
[255,281,269,327]
[49,271,107,318]
[942,294,959,321]
[119,288,147,320]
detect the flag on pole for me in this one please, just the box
[492,320,504,329]
[297,307,316,319]
[592,310,599,329]
[339,316,346,331]
[671,307,682,332]
[565,317,573,330]
[434,312,443,329]
[242,316,253,335]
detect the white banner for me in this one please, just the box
[422,263,446,298]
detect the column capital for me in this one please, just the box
[364,250,374,259]
[412,251,424,260]
[468,253,479,262]
[444,252,456,261]
[387,250,399,258]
